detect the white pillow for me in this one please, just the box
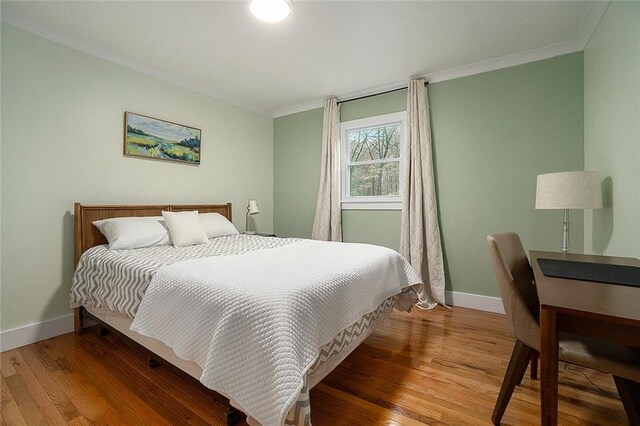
[199,213,239,239]
[162,210,209,247]
[93,216,171,250]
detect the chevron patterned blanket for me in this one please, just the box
[129,239,421,426]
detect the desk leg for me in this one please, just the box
[540,306,558,426]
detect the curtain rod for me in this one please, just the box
[337,81,429,105]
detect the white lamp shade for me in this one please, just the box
[247,199,260,215]
[535,171,603,210]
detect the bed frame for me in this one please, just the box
[72,202,390,425]
[73,202,233,333]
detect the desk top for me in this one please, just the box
[530,251,640,324]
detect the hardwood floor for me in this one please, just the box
[1,307,627,425]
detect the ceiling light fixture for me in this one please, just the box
[249,0,291,23]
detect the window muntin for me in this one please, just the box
[341,112,405,209]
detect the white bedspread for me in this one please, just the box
[130,239,420,426]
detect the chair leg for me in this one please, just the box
[613,376,640,426]
[492,340,534,425]
[530,351,538,380]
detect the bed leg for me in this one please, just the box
[226,404,244,425]
[74,307,84,334]
[98,327,110,337]
[147,358,160,368]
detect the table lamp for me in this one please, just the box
[245,199,260,234]
[535,171,602,253]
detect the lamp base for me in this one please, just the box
[561,209,570,253]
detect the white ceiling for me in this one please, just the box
[2,1,607,116]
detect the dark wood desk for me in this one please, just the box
[530,251,640,426]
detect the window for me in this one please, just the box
[341,111,406,210]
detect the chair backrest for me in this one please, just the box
[486,232,540,350]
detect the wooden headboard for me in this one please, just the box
[74,203,233,266]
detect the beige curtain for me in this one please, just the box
[312,98,342,241]
[400,80,446,309]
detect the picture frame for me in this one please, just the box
[124,112,201,165]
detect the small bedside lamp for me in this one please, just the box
[535,171,603,253]
[245,199,260,234]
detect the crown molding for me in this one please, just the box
[0,14,272,117]
[273,1,609,119]
[2,1,609,120]
[274,38,581,119]
[272,99,325,118]
[273,78,422,118]
[424,38,583,84]
[574,1,609,50]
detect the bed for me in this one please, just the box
[71,203,420,426]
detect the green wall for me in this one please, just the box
[0,18,602,332]
[1,25,274,332]
[275,53,585,297]
[274,108,323,239]
[584,2,640,258]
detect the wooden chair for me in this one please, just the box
[487,232,640,425]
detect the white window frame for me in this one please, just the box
[340,111,406,210]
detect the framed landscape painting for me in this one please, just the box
[124,112,201,165]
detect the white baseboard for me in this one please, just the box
[445,290,505,314]
[1,292,504,352]
[0,314,75,352]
